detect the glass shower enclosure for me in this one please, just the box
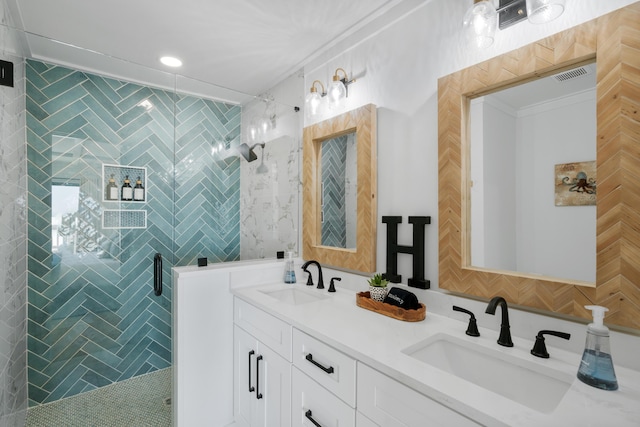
[24,32,300,410]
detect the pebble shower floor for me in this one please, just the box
[25,368,171,427]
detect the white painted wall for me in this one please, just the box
[302,0,635,287]
[472,97,518,271]
[516,90,597,282]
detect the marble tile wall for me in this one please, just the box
[0,5,28,426]
[240,93,300,260]
[239,134,299,259]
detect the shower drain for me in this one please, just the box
[163,397,172,406]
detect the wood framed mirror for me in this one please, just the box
[303,104,377,273]
[438,4,640,329]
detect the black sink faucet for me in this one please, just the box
[301,260,324,289]
[485,296,513,347]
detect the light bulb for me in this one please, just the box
[247,121,259,143]
[463,1,497,49]
[305,91,323,119]
[257,115,272,137]
[327,79,346,110]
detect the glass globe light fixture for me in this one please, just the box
[463,0,498,49]
[327,69,348,110]
[526,0,565,24]
[246,120,259,143]
[304,80,325,119]
[257,114,272,137]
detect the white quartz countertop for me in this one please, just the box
[232,282,640,427]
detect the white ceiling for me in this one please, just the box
[489,63,596,110]
[7,0,403,101]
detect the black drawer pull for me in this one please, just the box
[305,409,322,427]
[305,353,334,374]
[256,355,263,399]
[248,350,255,392]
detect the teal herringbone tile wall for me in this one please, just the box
[26,60,241,406]
[321,135,348,247]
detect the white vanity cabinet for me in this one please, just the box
[292,329,356,406]
[292,366,355,427]
[357,363,481,426]
[233,296,481,427]
[291,329,357,426]
[234,299,292,427]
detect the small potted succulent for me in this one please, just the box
[367,273,389,302]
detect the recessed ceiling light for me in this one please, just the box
[160,56,182,67]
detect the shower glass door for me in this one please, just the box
[26,34,299,413]
[27,59,180,405]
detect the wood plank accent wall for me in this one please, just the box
[438,4,640,329]
[303,104,377,273]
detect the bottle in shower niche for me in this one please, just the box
[133,176,145,201]
[105,174,118,200]
[284,251,296,283]
[121,175,133,201]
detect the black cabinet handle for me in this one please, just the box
[153,253,162,296]
[305,410,322,427]
[256,355,263,399]
[305,353,334,374]
[248,350,255,392]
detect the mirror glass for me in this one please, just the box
[303,104,377,273]
[469,63,597,283]
[320,132,357,249]
[438,4,640,329]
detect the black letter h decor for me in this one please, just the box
[382,216,430,289]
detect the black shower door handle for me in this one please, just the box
[154,253,162,296]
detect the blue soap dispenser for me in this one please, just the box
[283,251,296,284]
[577,305,618,390]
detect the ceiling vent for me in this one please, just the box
[553,66,591,83]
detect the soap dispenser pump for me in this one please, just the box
[283,252,296,284]
[577,305,618,390]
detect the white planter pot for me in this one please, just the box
[369,286,388,302]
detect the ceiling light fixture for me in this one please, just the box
[160,56,183,67]
[304,68,356,118]
[463,0,566,48]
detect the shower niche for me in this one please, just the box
[102,163,148,229]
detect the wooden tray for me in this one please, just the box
[356,291,426,322]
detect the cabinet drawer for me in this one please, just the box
[357,363,480,426]
[234,298,292,361]
[356,412,378,427]
[292,367,355,427]
[292,328,356,407]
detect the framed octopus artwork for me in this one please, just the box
[555,161,596,206]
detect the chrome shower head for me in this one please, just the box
[236,143,258,162]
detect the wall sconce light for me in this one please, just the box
[327,68,355,110]
[304,68,356,118]
[463,0,566,48]
[305,80,326,119]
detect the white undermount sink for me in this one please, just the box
[402,333,574,413]
[260,287,328,305]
